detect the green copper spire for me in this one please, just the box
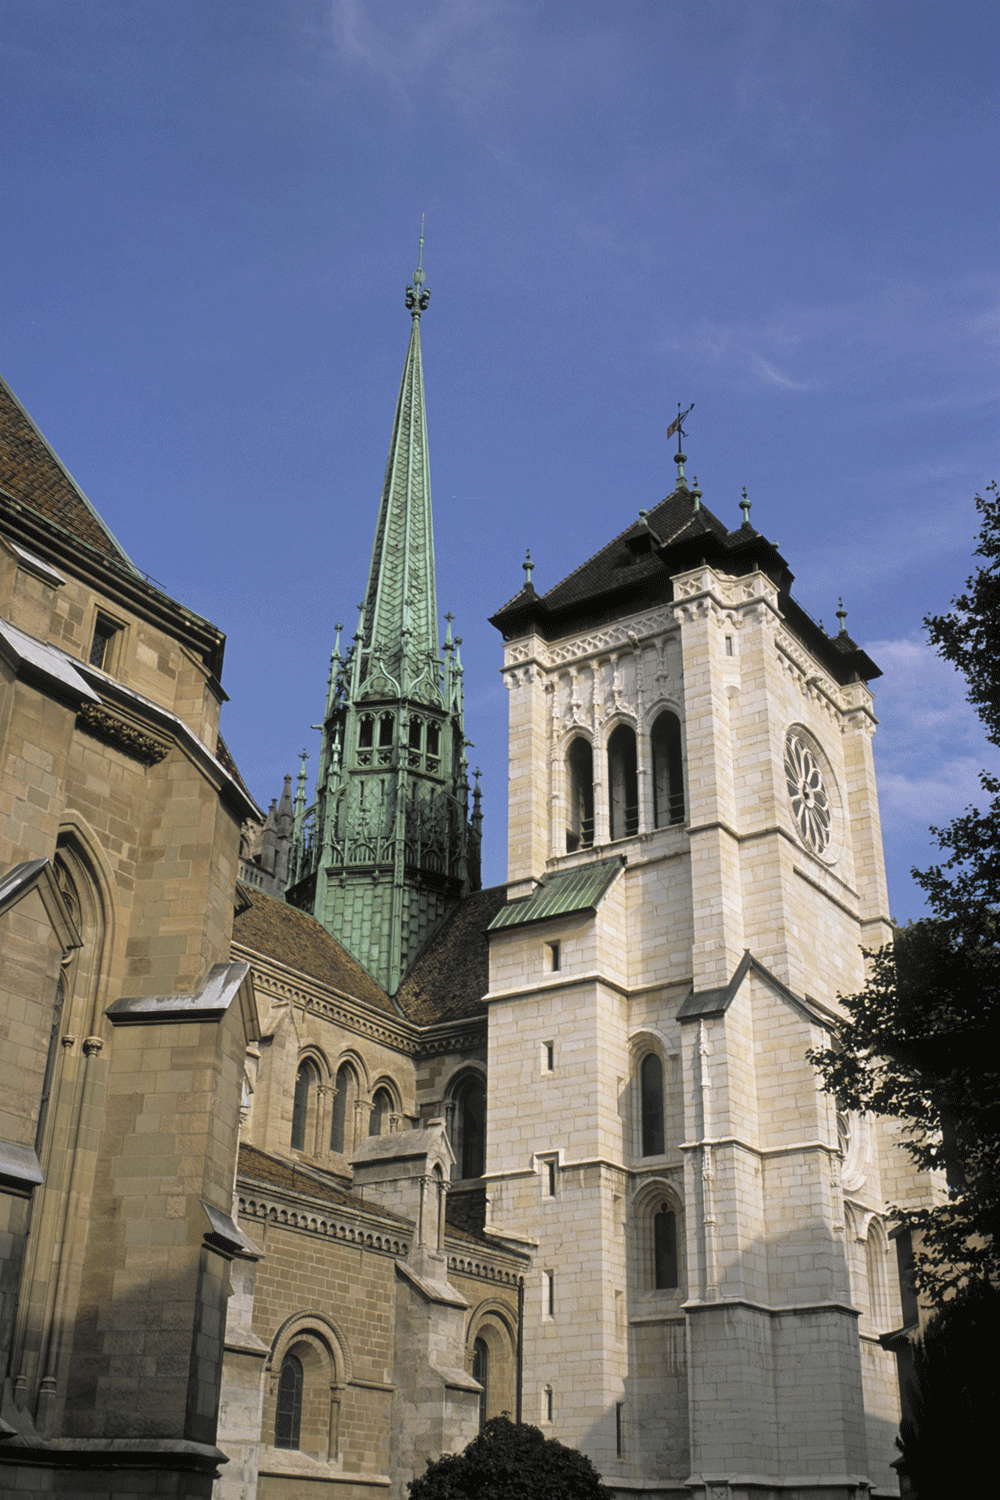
[287,239,481,994]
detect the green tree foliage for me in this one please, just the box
[407,1416,612,1500]
[810,485,1000,1305]
[896,1278,1000,1496]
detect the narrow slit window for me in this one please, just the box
[544,1269,555,1317]
[725,635,734,656]
[548,942,560,972]
[543,1041,554,1072]
[544,1385,553,1423]
[89,614,121,672]
[545,1158,556,1197]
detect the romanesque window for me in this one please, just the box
[640,1053,665,1157]
[368,1085,394,1136]
[607,724,639,841]
[291,1060,319,1152]
[330,1062,358,1154]
[274,1352,303,1449]
[472,1338,489,1432]
[651,711,685,827]
[449,1073,486,1180]
[566,737,594,852]
[653,1204,678,1290]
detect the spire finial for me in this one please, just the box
[740,487,752,528]
[836,597,848,635]
[522,548,535,587]
[691,474,702,512]
[405,215,431,317]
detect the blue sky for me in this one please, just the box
[3,1,997,919]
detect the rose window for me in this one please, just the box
[784,731,832,855]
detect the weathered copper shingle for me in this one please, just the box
[0,377,134,566]
[233,883,397,1015]
[395,884,508,1025]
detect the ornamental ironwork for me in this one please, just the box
[784,730,832,856]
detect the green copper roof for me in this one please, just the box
[360,302,438,681]
[488,857,625,931]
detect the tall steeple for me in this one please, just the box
[287,234,480,993]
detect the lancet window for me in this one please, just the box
[449,1073,486,1180]
[607,724,639,841]
[651,711,685,827]
[566,737,594,852]
[330,1062,359,1154]
[639,1052,665,1157]
[274,1353,303,1449]
[291,1059,319,1152]
[368,1085,394,1137]
[653,1204,678,1289]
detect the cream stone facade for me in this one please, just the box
[483,494,930,1497]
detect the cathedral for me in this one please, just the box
[0,249,935,1500]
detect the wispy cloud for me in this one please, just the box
[330,0,522,114]
[660,273,999,395]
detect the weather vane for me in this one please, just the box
[667,402,694,486]
[405,214,431,316]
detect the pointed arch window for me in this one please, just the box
[566,737,594,852]
[653,1204,678,1290]
[378,713,394,747]
[608,725,639,841]
[640,1053,665,1157]
[358,715,374,749]
[330,1063,359,1154]
[274,1353,303,1449]
[651,711,684,827]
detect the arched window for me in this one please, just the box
[450,1074,486,1180]
[566,738,594,852]
[274,1352,303,1449]
[330,1063,359,1154]
[291,1060,318,1151]
[368,1086,394,1137]
[426,723,440,758]
[378,713,394,747]
[358,715,374,749]
[472,1338,489,1432]
[653,1204,678,1290]
[640,1053,665,1157]
[651,711,684,827]
[607,725,639,841]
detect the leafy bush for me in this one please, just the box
[408,1416,612,1500]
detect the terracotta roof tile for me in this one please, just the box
[0,377,134,567]
[233,883,397,1015]
[395,884,509,1025]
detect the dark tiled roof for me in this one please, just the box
[395,884,509,1025]
[0,376,134,567]
[541,490,732,615]
[237,1143,409,1223]
[232,883,397,1015]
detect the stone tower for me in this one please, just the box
[483,454,910,1495]
[287,240,480,993]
